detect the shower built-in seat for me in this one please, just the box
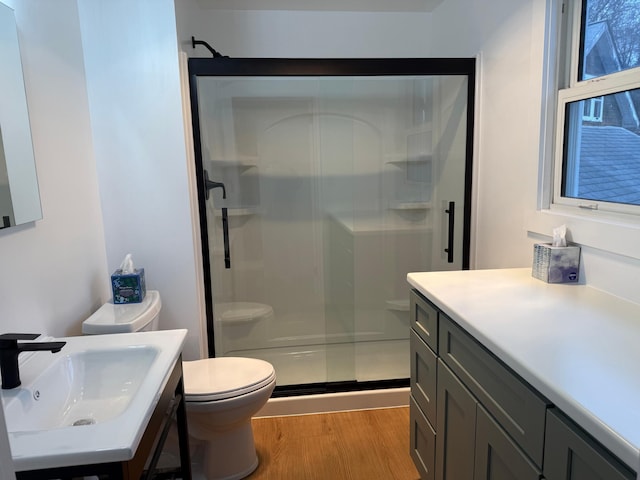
[214,302,274,354]
[214,302,274,324]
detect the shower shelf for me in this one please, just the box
[389,201,431,211]
[385,154,433,166]
[209,158,257,171]
[212,207,258,217]
[386,299,410,312]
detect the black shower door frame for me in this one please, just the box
[188,57,475,396]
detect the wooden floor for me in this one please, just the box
[246,407,420,480]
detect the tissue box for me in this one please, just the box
[532,243,580,283]
[111,268,146,304]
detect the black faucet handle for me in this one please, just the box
[0,333,40,341]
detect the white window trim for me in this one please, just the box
[553,70,640,215]
[529,0,640,260]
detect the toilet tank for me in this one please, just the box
[82,290,162,334]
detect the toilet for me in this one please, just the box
[82,290,276,480]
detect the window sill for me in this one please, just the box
[526,206,640,260]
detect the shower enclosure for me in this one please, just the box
[188,58,474,394]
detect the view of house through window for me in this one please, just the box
[559,0,640,208]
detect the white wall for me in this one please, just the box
[77,0,205,360]
[0,0,109,337]
[180,8,434,58]
[428,0,640,303]
[430,0,546,269]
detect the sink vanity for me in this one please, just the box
[0,329,192,479]
[408,268,640,480]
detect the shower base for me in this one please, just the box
[227,338,409,385]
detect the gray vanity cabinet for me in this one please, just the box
[410,279,640,480]
[410,287,639,480]
[410,288,545,480]
[544,408,635,480]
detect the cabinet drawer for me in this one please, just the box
[438,315,549,467]
[410,289,438,353]
[544,408,635,480]
[475,405,541,480]
[410,396,436,480]
[410,329,437,425]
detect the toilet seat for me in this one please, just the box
[183,357,276,402]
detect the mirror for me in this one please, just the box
[0,1,42,230]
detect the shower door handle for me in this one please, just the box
[204,170,231,269]
[221,207,230,269]
[444,201,455,263]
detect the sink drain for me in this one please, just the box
[72,418,95,426]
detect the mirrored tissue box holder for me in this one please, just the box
[532,243,581,283]
[111,268,146,303]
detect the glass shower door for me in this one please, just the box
[189,61,473,391]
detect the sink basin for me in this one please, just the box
[1,329,187,472]
[5,347,158,432]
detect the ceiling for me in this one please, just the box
[195,0,444,12]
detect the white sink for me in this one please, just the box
[1,329,187,472]
[5,347,158,432]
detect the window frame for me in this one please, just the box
[553,69,640,216]
[552,0,640,216]
[530,0,640,261]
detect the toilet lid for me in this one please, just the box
[183,357,276,402]
[82,290,161,334]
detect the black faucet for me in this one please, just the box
[0,333,66,390]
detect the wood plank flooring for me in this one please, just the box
[247,407,420,480]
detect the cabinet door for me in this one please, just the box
[544,409,635,480]
[435,360,476,480]
[474,405,541,480]
[410,396,436,480]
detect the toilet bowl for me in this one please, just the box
[82,291,276,480]
[184,357,275,480]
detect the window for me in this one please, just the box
[582,96,603,121]
[554,0,640,214]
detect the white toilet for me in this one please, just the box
[82,290,276,480]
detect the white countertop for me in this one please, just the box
[407,268,640,475]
